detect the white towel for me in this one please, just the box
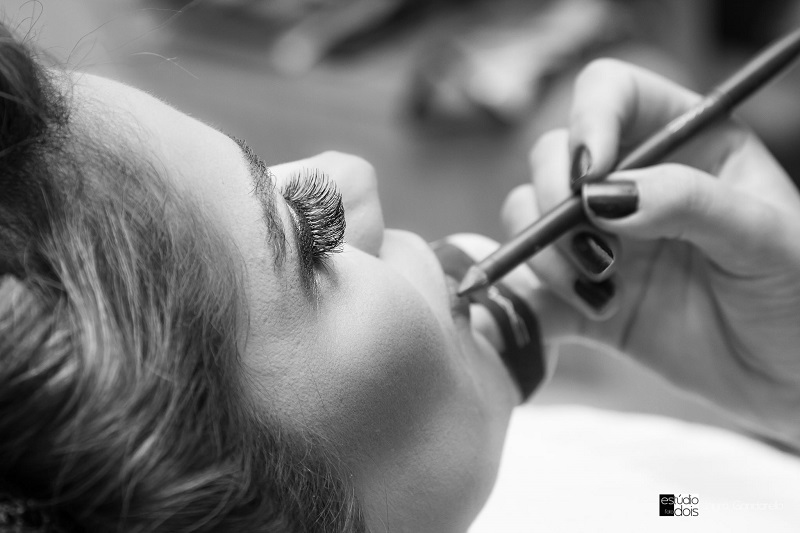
[470,405,800,532]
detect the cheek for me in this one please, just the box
[311,276,454,461]
[312,270,505,530]
[251,253,509,529]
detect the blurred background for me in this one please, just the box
[9,0,800,439]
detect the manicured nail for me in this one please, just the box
[574,278,615,312]
[571,232,613,276]
[584,180,639,219]
[570,145,592,191]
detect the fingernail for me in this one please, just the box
[570,145,592,191]
[571,232,614,275]
[574,278,615,312]
[584,180,639,219]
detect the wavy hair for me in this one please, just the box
[0,22,364,533]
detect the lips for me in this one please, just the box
[443,274,471,321]
[430,237,546,400]
[429,239,480,318]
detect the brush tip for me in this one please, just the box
[457,266,489,296]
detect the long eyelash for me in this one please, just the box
[281,170,346,270]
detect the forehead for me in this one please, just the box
[70,73,242,200]
[67,73,304,335]
[69,73,266,251]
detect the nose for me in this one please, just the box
[285,151,385,256]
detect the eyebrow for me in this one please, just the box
[231,137,287,268]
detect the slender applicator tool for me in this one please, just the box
[458,27,800,296]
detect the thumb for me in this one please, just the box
[584,165,784,274]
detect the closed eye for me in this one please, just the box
[280,169,345,292]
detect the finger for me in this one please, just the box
[568,59,701,187]
[528,129,573,212]
[567,223,620,282]
[527,129,619,285]
[584,165,789,275]
[501,183,617,320]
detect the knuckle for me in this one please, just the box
[654,164,706,215]
[575,58,629,88]
[636,165,703,239]
[668,168,709,240]
[677,171,708,217]
[501,184,536,231]
[529,129,568,163]
[318,151,378,191]
[503,183,532,208]
[501,183,533,212]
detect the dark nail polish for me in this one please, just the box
[574,278,615,311]
[570,145,592,190]
[584,180,639,219]
[571,232,614,275]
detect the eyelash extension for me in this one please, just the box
[281,170,346,274]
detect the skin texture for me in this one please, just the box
[68,72,575,532]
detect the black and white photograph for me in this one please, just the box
[1,1,799,531]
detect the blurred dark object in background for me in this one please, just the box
[156,0,631,129]
[157,0,471,74]
[407,0,630,131]
[268,0,476,75]
[709,0,800,188]
[152,0,800,187]
[713,0,798,50]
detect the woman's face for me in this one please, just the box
[71,73,561,532]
